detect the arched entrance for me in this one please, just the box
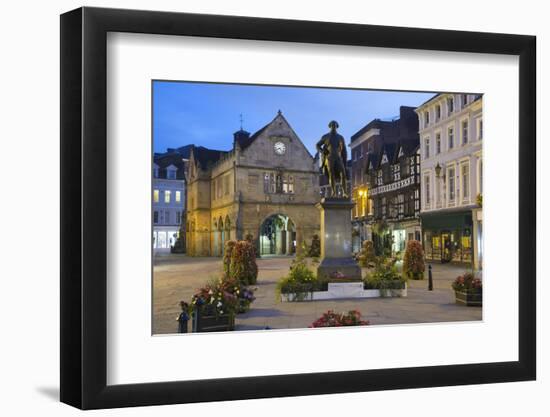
[259,214,296,256]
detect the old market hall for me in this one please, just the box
[185,111,321,257]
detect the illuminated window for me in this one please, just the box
[164,190,171,203]
[283,175,294,193]
[153,189,159,203]
[175,191,181,203]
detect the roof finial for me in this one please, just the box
[277,109,282,116]
[239,113,244,130]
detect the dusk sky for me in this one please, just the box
[153,81,436,154]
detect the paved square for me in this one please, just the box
[153,255,481,334]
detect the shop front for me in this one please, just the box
[421,210,474,265]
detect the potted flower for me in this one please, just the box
[310,310,370,327]
[452,272,482,306]
[191,279,239,332]
[402,240,425,280]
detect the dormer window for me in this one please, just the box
[166,165,177,180]
[153,165,159,178]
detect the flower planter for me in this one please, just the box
[192,306,235,332]
[280,282,407,302]
[454,290,482,306]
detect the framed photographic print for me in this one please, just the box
[60,6,536,410]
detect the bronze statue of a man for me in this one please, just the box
[316,120,348,198]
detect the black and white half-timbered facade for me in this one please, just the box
[366,140,421,255]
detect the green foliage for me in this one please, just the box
[276,252,320,301]
[223,240,237,277]
[224,240,258,285]
[357,240,376,267]
[402,240,425,280]
[363,260,406,296]
[308,234,321,257]
[477,193,483,207]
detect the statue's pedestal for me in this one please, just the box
[316,198,362,281]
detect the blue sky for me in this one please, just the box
[153,81,436,154]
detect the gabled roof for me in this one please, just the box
[365,139,418,174]
[191,146,228,170]
[153,150,186,180]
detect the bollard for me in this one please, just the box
[428,264,433,291]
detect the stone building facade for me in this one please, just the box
[152,147,190,253]
[185,111,321,257]
[349,106,419,253]
[416,93,483,269]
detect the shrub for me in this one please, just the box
[402,240,425,280]
[452,272,482,293]
[357,240,376,267]
[191,276,257,316]
[276,252,319,300]
[244,233,258,257]
[223,240,237,277]
[229,240,258,285]
[308,234,321,257]
[191,277,239,317]
[310,310,370,327]
[363,261,406,292]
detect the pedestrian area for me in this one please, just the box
[153,255,481,334]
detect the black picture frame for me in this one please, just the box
[60,6,536,410]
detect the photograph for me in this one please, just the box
[151,81,484,335]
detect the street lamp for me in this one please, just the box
[435,162,442,178]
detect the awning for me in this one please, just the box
[420,210,473,230]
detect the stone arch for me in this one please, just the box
[258,213,296,256]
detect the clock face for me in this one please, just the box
[274,141,286,155]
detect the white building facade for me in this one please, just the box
[153,155,187,254]
[416,93,483,269]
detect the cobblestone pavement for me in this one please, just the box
[153,255,481,334]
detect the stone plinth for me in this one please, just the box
[316,198,362,280]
